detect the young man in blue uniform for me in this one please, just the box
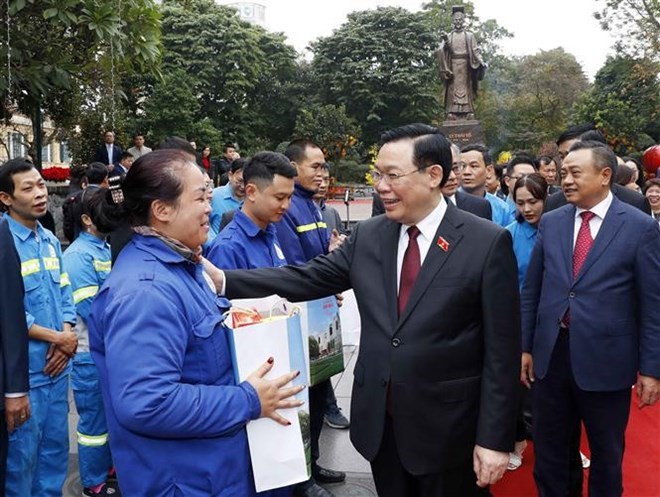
[210,158,246,236]
[207,152,296,270]
[0,159,77,497]
[275,140,346,497]
[62,188,115,497]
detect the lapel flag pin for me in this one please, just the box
[437,236,449,252]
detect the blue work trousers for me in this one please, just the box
[5,376,69,497]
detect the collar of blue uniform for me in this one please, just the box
[78,230,109,248]
[132,225,201,264]
[234,209,276,238]
[294,182,316,199]
[4,214,45,241]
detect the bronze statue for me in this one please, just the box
[437,5,487,121]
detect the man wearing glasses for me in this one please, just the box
[503,154,538,219]
[217,124,521,497]
[210,159,246,236]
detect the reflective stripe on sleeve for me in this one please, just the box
[295,222,328,233]
[93,260,111,272]
[60,273,70,287]
[77,431,109,447]
[72,285,99,304]
[21,259,41,277]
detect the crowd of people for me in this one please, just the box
[0,122,659,497]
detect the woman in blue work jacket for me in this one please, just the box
[62,188,116,497]
[505,172,548,472]
[87,150,304,497]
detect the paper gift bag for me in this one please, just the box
[226,296,310,492]
[298,296,345,386]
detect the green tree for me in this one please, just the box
[159,0,299,149]
[572,55,660,153]
[502,49,589,150]
[594,0,660,60]
[310,7,441,147]
[1,0,161,165]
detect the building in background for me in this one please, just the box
[224,2,266,27]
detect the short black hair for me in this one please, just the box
[85,162,109,186]
[614,163,635,186]
[380,123,453,188]
[508,153,539,175]
[568,140,618,182]
[538,156,556,167]
[120,151,134,161]
[579,129,607,145]
[230,158,247,174]
[461,143,493,167]
[556,124,596,146]
[284,139,321,164]
[223,143,236,153]
[133,133,145,139]
[0,158,37,199]
[157,136,197,159]
[243,152,297,188]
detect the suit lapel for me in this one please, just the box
[380,219,400,334]
[573,199,626,285]
[560,206,576,282]
[397,205,464,330]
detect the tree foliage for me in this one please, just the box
[1,0,161,160]
[572,55,660,153]
[157,0,299,149]
[594,0,660,60]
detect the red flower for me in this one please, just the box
[41,167,70,182]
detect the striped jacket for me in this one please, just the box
[5,215,75,387]
[274,183,329,265]
[63,231,111,357]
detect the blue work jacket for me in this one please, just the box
[210,184,242,236]
[63,231,111,357]
[274,183,328,264]
[207,210,287,270]
[506,219,538,291]
[5,216,75,388]
[88,234,261,496]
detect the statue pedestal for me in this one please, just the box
[440,120,485,146]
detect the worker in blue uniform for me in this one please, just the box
[62,188,115,497]
[207,152,295,271]
[87,149,303,497]
[0,159,77,497]
[274,140,347,497]
[210,158,245,236]
[207,151,298,497]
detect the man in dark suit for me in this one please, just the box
[93,130,123,167]
[521,141,660,497]
[545,125,651,215]
[442,143,492,220]
[373,142,492,221]
[0,215,30,494]
[217,124,521,496]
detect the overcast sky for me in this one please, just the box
[239,0,614,80]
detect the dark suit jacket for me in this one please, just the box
[0,217,29,408]
[522,197,660,391]
[225,204,521,474]
[545,183,651,214]
[454,191,492,220]
[373,192,492,221]
[94,144,123,166]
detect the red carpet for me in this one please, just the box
[492,398,660,496]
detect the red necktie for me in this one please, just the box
[398,226,421,315]
[562,211,595,328]
[573,211,596,278]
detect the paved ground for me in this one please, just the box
[63,345,376,496]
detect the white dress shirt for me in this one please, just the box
[106,143,114,163]
[573,191,613,248]
[396,197,448,292]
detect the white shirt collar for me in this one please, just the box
[575,191,613,220]
[399,196,448,243]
